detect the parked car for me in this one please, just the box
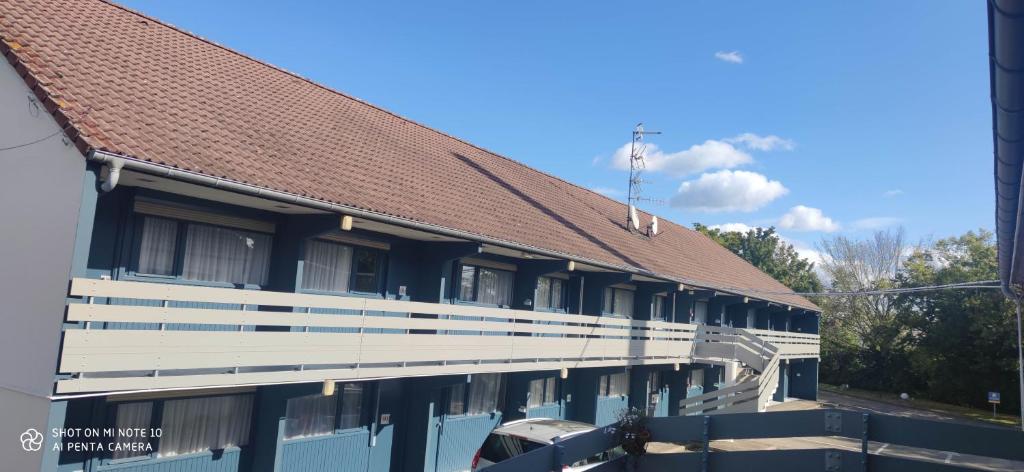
[472,418,622,471]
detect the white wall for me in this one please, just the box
[0,59,89,470]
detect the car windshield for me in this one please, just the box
[480,433,546,462]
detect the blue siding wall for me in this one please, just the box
[279,431,370,472]
[527,404,562,419]
[594,395,628,426]
[774,361,789,402]
[94,449,242,472]
[434,414,502,472]
[788,359,818,401]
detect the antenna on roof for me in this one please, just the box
[626,123,663,231]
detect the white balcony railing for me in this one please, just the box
[58,278,818,394]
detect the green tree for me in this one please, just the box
[896,229,1019,412]
[816,228,916,390]
[693,224,822,294]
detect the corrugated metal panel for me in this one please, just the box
[278,431,371,472]
[526,403,563,419]
[434,414,503,472]
[594,396,628,426]
[93,448,241,472]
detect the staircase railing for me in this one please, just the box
[681,327,782,415]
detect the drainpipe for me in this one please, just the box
[99,157,124,192]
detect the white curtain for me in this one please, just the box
[284,393,336,439]
[527,378,545,408]
[459,266,476,301]
[476,268,513,306]
[534,278,551,309]
[301,240,353,292]
[111,402,153,459]
[181,225,271,286]
[158,394,254,457]
[653,295,666,321]
[614,290,634,318]
[137,217,177,275]
[550,279,563,309]
[468,373,503,414]
[338,383,365,429]
[694,301,708,324]
[607,372,629,397]
[544,377,557,404]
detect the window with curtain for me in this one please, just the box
[535,277,565,310]
[134,215,273,286]
[602,287,634,318]
[302,240,354,292]
[136,217,178,276]
[457,265,513,306]
[652,295,668,321]
[181,224,272,286]
[301,241,382,294]
[467,373,504,414]
[338,383,365,430]
[690,369,704,388]
[284,393,337,439]
[599,372,629,397]
[527,377,557,408]
[157,394,254,457]
[110,401,154,460]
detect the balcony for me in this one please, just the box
[58,278,819,394]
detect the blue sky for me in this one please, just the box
[118,0,992,261]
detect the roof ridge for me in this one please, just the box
[95,0,651,224]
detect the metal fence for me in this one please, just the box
[482,408,1024,472]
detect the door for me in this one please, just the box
[646,372,669,417]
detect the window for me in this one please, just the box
[158,394,254,457]
[652,294,669,321]
[301,240,382,294]
[693,301,708,324]
[527,376,558,408]
[480,434,546,463]
[448,374,504,415]
[283,383,366,439]
[136,217,177,276]
[338,383,365,430]
[535,277,566,310]
[602,287,635,317]
[457,264,514,306]
[110,402,154,460]
[598,372,629,397]
[690,369,704,389]
[133,215,272,286]
[284,393,337,439]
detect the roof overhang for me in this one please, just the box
[990,0,1024,296]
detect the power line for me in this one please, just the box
[713,280,1002,298]
[0,105,90,152]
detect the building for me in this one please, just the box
[0,1,820,471]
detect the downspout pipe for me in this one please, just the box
[99,157,124,192]
[85,149,816,312]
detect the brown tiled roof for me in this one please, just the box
[0,0,818,311]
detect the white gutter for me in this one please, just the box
[86,149,817,312]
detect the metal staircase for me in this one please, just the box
[680,326,782,415]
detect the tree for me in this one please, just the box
[693,224,822,294]
[896,229,1019,412]
[816,228,917,390]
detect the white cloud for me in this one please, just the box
[590,186,623,198]
[784,237,824,266]
[850,217,902,230]
[715,51,743,64]
[671,170,788,212]
[611,140,752,177]
[726,133,795,151]
[707,223,756,233]
[778,205,840,232]
[883,189,904,197]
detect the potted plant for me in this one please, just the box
[616,407,652,457]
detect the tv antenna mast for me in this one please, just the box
[626,123,662,230]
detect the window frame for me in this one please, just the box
[455,263,515,308]
[298,238,386,297]
[602,287,636,318]
[527,376,559,408]
[446,374,505,416]
[652,294,670,321]
[598,372,629,398]
[281,382,370,442]
[534,276,568,312]
[127,214,274,289]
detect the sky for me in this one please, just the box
[117,0,993,263]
